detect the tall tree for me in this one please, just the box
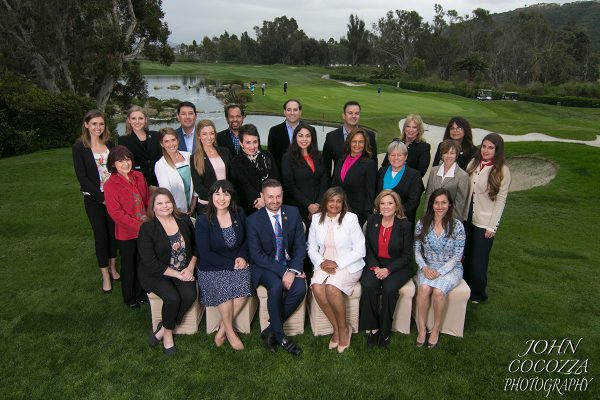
[345,14,370,65]
[373,10,426,70]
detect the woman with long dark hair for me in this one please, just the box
[432,117,477,170]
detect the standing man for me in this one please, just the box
[322,100,378,178]
[175,101,197,153]
[247,179,306,356]
[283,81,288,95]
[217,104,245,157]
[261,82,266,96]
[267,99,303,174]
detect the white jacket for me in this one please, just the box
[154,151,195,213]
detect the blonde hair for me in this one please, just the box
[193,119,218,176]
[125,105,148,135]
[374,190,405,218]
[400,114,425,143]
[158,127,179,169]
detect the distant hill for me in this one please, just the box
[492,1,600,51]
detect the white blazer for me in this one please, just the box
[307,212,366,274]
[154,151,194,213]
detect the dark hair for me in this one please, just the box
[444,117,476,155]
[107,145,134,173]
[439,139,462,159]
[158,127,179,169]
[289,122,321,166]
[467,133,506,201]
[177,101,197,115]
[416,188,455,243]
[206,180,238,221]
[343,100,361,113]
[224,103,245,118]
[81,109,110,148]
[319,187,349,225]
[343,128,373,159]
[239,124,260,144]
[261,178,282,192]
[283,99,302,110]
[146,187,184,220]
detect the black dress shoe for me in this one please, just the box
[163,344,177,356]
[279,338,302,356]
[128,302,140,310]
[366,331,380,348]
[148,322,163,347]
[261,329,277,353]
[378,335,390,348]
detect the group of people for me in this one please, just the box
[72,99,510,356]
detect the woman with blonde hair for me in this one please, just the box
[382,114,431,177]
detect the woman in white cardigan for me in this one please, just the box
[155,128,196,214]
[463,133,511,303]
[308,186,365,353]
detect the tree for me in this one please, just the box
[373,10,426,70]
[0,0,173,111]
[254,16,306,64]
[453,52,489,84]
[345,14,370,65]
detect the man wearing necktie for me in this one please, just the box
[247,179,306,356]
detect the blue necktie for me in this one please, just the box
[273,214,285,265]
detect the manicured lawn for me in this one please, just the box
[0,142,598,399]
[140,61,600,142]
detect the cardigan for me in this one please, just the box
[72,139,114,204]
[465,162,511,233]
[104,170,149,240]
[154,151,194,213]
[195,209,248,271]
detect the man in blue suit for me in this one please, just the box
[247,179,306,356]
[175,101,197,153]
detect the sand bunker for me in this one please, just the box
[505,156,558,192]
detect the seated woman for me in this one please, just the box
[432,117,477,170]
[195,180,252,351]
[414,188,465,349]
[359,190,413,348]
[424,139,469,221]
[377,140,422,225]
[381,114,431,177]
[138,188,197,356]
[307,187,365,353]
[331,128,377,227]
[230,124,279,215]
[155,128,196,215]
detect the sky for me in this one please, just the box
[162,0,576,44]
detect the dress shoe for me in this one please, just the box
[427,340,438,349]
[260,329,277,353]
[366,331,380,348]
[128,302,140,310]
[138,296,149,305]
[378,335,390,348]
[163,344,177,356]
[279,338,302,356]
[415,339,425,348]
[337,326,353,353]
[148,322,163,347]
[328,338,338,350]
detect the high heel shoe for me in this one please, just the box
[328,337,338,350]
[337,326,353,353]
[148,322,163,347]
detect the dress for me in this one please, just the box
[414,219,465,295]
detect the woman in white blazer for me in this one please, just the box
[155,128,196,214]
[307,186,365,353]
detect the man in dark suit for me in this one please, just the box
[217,104,245,157]
[247,179,306,356]
[175,101,197,153]
[267,99,302,175]
[322,100,378,178]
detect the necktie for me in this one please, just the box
[273,214,285,265]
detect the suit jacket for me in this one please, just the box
[195,208,248,271]
[381,140,431,177]
[331,156,377,223]
[217,128,242,157]
[246,205,306,287]
[267,121,292,175]
[280,152,327,219]
[176,126,196,153]
[190,146,232,202]
[137,215,196,292]
[364,214,413,274]
[377,165,422,224]
[432,142,478,171]
[322,126,378,178]
[424,164,469,221]
[117,130,161,186]
[72,139,114,204]
[229,151,280,215]
[307,212,365,274]
[104,170,150,240]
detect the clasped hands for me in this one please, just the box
[372,267,391,280]
[422,266,440,280]
[320,259,338,275]
[234,257,248,270]
[178,268,195,282]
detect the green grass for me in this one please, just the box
[1,142,599,399]
[140,61,600,142]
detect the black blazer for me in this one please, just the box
[230,151,280,215]
[432,142,477,171]
[365,214,413,273]
[72,139,114,204]
[137,215,196,292]
[381,140,431,177]
[117,130,161,186]
[323,127,378,178]
[217,128,243,157]
[377,165,423,224]
[331,155,377,223]
[267,121,292,175]
[190,146,232,202]
[281,152,328,220]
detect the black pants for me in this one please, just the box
[152,277,197,330]
[83,196,117,268]
[463,223,495,302]
[359,267,411,337]
[117,239,145,306]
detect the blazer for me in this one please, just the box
[465,162,511,233]
[377,165,422,224]
[307,212,366,274]
[381,140,431,177]
[72,139,114,204]
[246,205,306,287]
[364,214,413,274]
[331,156,377,221]
[190,146,232,203]
[137,215,196,292]
[432,142,478,171]
[217,128,242,157]
[176,126,196,153]
[323,127,378,178]
[195,209,248,271]
[267,120,292,175]
[104,170,149,240]
[424,164,469,221]
[117,130,161,186]
[280,152,327,215]
[229,151,280,215]
[154,151,194,213]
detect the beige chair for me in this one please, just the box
[204,296,259,334]
[256,285,306,336]
[412,278,470,337]
[308,282,361,335]
[149,290,204,335]
[391,279,416,334]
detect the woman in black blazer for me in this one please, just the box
[377,140,423,225]
[72,109,119,293]
[138,188,197,356]
[117,105,161,186]
[432,116,478,170]
[190,119,232,215]
[381,114,431,177]
[359,190,413,347]
[331,128,377,227]
[281,122,328,226]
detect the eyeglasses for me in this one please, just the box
[450,126,463,131]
